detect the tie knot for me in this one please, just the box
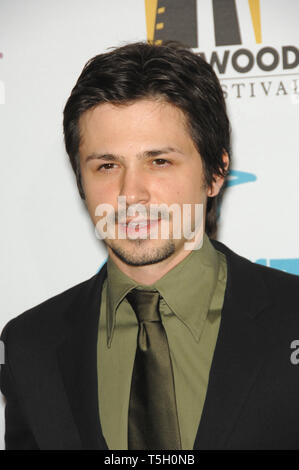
[126,288,161,323]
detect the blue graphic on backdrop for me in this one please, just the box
[256,258,299,276]
[217,169,257,218]
[225,169,257,187]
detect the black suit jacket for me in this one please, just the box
[1,239,299,450]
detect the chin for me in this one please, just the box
[106,238,177,267]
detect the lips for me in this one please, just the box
[119,217,161,226]
[117,217,161,236]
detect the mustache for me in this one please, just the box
[105,209,171,225]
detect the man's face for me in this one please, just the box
[79,99,216,267]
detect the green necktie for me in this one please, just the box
[126,288,182,450]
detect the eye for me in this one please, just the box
[152,158,171,167]
[97,163,118,172]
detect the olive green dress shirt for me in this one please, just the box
[97,233,227,450]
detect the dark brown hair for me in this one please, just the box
[63,41,230,238]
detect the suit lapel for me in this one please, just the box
[56,262,109,450]
[193,240,274,449]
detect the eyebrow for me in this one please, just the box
[85,147,183,163]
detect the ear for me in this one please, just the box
[207,151,229,197]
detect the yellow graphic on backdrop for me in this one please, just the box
[145,0,262,46]
[145,0,166,45]
[145,0,158,43]
[249,0,262,43]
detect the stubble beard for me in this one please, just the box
[105,236,177,267]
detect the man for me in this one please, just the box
[1,41,299,450]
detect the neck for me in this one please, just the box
[107,245,193,285]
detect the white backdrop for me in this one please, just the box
[0,0,298,449]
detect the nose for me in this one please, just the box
[118,166,151,208]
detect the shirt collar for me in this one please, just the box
[106,233,220,347]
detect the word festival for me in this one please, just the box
[221,77,299,100]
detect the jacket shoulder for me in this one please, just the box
[0,271,100,350]
[211,238,299,308]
